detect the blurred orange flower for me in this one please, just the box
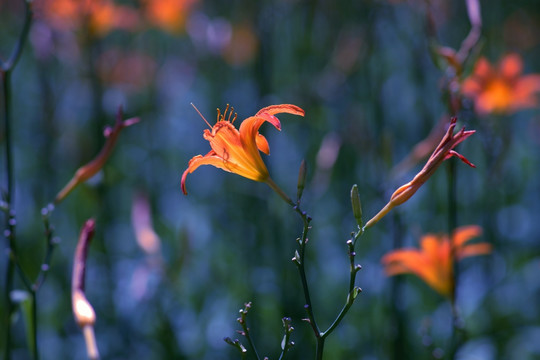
[35,0,139,36]
[144,0,198,33]
[181,104,305,195]
[462,53,540,115]
[97,49,157,91]
[382,226,491,297]
[364,117,475,228]
[222,24,259,66]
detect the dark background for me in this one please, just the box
[1,0,540,359]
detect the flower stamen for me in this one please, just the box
[191,103,212,129]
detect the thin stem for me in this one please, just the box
[266,179,322,342]
[315,338,325,360]
[447,159,464,359]
[266,178,295,206]
[0,0,33,72]
[1,2,34,358]
[82,326,100,360]
[234,303,261,360]
[31,291,38,360]
[2,57,16,360]
[295,210,321,339]
[2,71,13,201]
[277,317,294,360]
[239,321,260,360]
[268,178,367,359]
[321,230,363,339]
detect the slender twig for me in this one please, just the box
[0,0,33,72]
[320,235,362,339]
[1,1,34,358]
[32,205,58,292]
[278,317,295,360]
[267,178,323,352]
[236,302,261,360]
[447,160,466,360]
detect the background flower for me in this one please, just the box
[462,53,540,115]
[382,226,491,297]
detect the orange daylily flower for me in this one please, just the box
[462,53,540,115]
[181,104,305,195]
[382,225,491,297]
[143,0,198,34]
[364,117,475,228]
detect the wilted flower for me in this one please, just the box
[462,53,540,115]
[364,117,475,228]
[181,104,305,195]
[381,225,491,297]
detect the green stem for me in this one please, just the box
[265,178,295,207]
[267,178,364,359]
[316,338,325,360]
[265,179,322,349]
[33,207,57,292]
[447,159,464,359]
[295,210,321,340]
[1,2,34,358]
[2,59,16,360]
[321,230,362,339]
[240,324,260,360]
[31,291,38,360]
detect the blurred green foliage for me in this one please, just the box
[1,0,540,359]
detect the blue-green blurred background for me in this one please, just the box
[1,0,540,359]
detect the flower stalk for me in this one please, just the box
[72,219,100,360]
[1,1,33,358]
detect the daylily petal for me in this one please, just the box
[462,78,482,96]
[458,243,493,259]
[181,151,262,195]
[382,249,449,296]
[452,225,483,248]
[473,57,493,79]
[444,150,476,167]
[256,104,305,117]
[238,115,278,173]
[500,53,523,80]
[256,133,271,155]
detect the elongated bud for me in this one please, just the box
[350,184,363,227]
[55,107,139,203]
[297,160,307,201]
